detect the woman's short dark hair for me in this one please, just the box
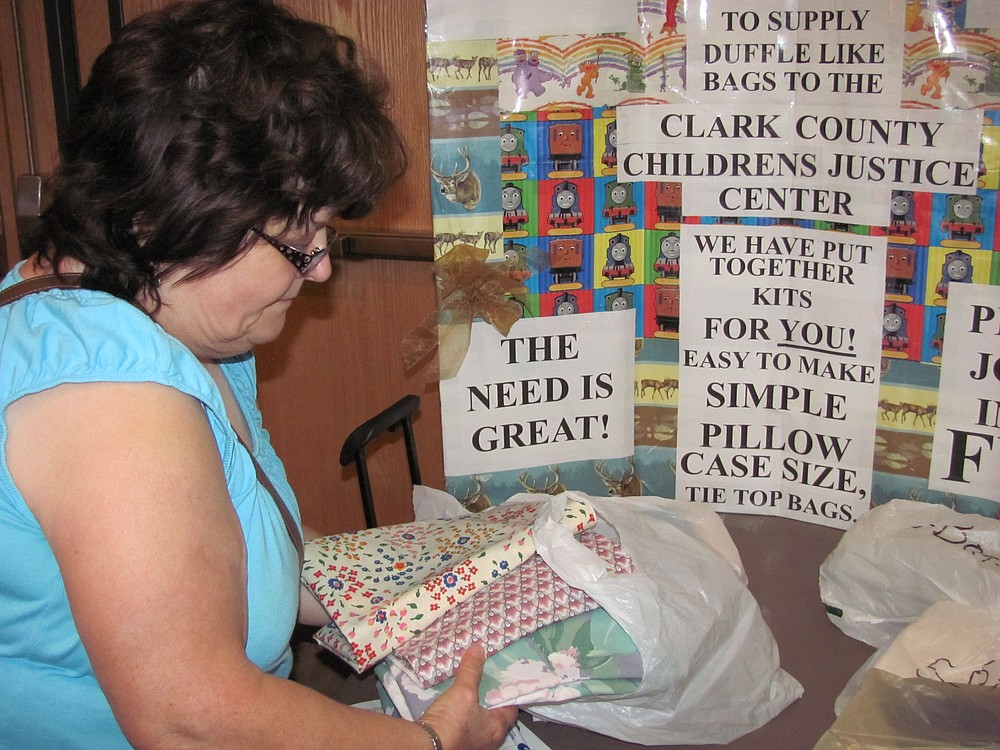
[39,0,407,302]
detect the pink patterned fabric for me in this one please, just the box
[391,530,635,688]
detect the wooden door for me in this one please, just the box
[0,0,443,533]
[0,2,61,270]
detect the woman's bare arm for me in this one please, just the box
[6,381,515,749]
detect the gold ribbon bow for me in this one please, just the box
[402,244,526,380]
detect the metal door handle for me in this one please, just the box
[15,174,46,258]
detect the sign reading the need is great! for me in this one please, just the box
[440,312,635,476]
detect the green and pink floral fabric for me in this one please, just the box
[376,608,643,718]
[303,498,597,671]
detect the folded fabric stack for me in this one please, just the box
[301,497,618,674]
[304,492,805,745]
[390,529,633,687]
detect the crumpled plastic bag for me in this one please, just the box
[819,499,1000,649]
[412,484,469,521]
[833,600,1000,716]
[813,668,1000,750]
[521,491,803,746]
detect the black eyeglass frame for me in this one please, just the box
[250,226,337,275]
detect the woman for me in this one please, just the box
[0,1,516,748]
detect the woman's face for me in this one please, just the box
[151,210,334,361]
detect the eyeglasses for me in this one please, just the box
[250,226,338,275]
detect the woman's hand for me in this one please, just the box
[417,644,518,750]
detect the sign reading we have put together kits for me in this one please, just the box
[426,0,1000,528]
[675,224,884,525]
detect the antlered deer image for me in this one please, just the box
[430,147,481,210]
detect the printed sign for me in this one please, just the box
[617,104,983,224]
[676,225,885,528]
[930,284,1000,502]
[441,312,635,475]
[685,0,904,105]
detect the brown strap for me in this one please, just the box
[0,273,85,306]
[235,434,305,568]
[0,273,305,567]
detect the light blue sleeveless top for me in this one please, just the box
[0,264,302,749]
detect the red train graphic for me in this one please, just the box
[653,286,680,334]
[549,237,584,288]
[885,245,915,297]
[548,122,583,174]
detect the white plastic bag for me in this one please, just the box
[814,668,1000,750]
[412,484,468,520]
[833,600,1000,715]
[525,492,803,746]
[819,499,1000,649]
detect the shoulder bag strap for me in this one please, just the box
[0,273,305,567]
[0,273,84,306]
[235,434,305,567]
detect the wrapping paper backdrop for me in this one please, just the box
[423,0,1000,525]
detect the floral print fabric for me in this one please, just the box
[391,530,635,688]
[304,498,596,671]
[376,608,643,719]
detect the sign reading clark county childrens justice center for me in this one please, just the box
[616,105,983,227]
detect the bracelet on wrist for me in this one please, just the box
[416,720,444,750]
